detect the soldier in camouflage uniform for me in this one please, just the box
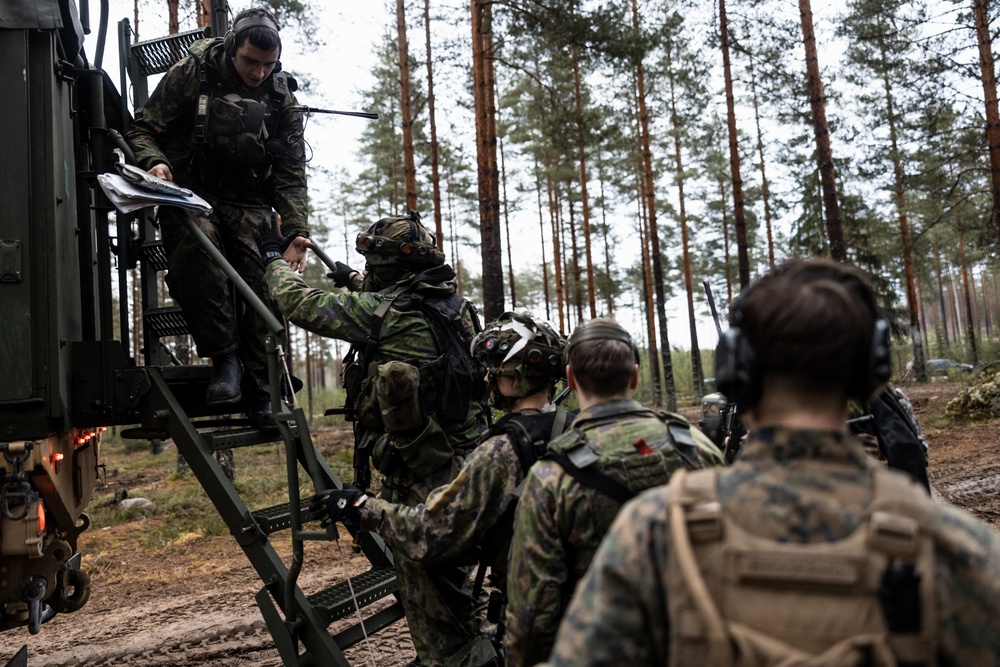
[126,8,309,430]
[260,211,489,667]
[543,259,1000,666]
[505,318,723,667]
[312,310,573,665]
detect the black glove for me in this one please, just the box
[327,261,357,288]
[309,486,368,527]
[257,212,298,267]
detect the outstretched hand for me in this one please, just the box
[309,486,368,527]
[283,236,312,273]
[327,261,358,288]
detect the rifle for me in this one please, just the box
[703,281,747,463]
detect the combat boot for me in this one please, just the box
[206,351,242,405]
[247,398,277,432]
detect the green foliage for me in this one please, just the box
[944,364,1000,422]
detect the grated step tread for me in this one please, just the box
[308,566,398,626]
[251,499,321,535]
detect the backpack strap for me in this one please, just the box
[667,469,733,666]
[546,447,636,504]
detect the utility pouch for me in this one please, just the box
[376,360,424,432]
[393,415,454,478]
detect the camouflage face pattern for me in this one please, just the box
[472,311,566,408]
[356,210,444,269]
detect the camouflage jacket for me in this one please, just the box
[125,38,308,239]
[542,427,1000,667]
[359,408,557,563]
[264,262,483,494]
[504,399,723,667]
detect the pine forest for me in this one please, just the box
[123,0,1000,410]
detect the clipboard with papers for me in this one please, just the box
[97,163,212,214]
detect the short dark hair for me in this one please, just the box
[735,259,880,399]
[232,8,281,53]
[566,318,636,397]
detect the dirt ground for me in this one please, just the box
[4,380,997,666]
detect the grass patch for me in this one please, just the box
[89,425,357,553]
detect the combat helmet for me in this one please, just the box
[471,311,566,409]
[356,209,445,270]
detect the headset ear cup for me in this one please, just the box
[857,318,892,401]
[223,30,234,57]
[715,328,761,407]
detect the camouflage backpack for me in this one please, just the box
[665,465,938,666]
[545,408,702,514]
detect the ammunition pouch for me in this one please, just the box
[376,360,424,432]
[207,94,269,168]
[393,415,454,479]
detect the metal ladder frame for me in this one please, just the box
[113,21,406,665]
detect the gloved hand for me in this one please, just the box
[257,212,297,267]
[309,486,368,527]
[327,261,357,288]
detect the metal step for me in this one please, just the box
[203,424,292,451]
[308,566,399,626]
[139,240,169,272]
[144,306,188,338]
[131,28,205,76]
[251,499,322,535]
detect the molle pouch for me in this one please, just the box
[376,360,424,433]
[393,415,454,479]
[357,375,383,434]
[209,94,244,136]
[235,133,267,164]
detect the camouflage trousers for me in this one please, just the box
[385,458,498,667]
[158,202,276,400]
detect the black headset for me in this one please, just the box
[714,280,892,408]
[223,11,281,58]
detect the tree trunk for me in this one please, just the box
[545,151,565,331]
[636,47,676,410]
[568,197,584,325]
[397,0,417,210]
[982,267,993,341]
[882,62,926,380]
[423,0,444,248]
[168,0,179,33]
[471,0,503,318]
[665,46,703,401]
[636,169,662,406]
[719,175,733,302]
[500,135,516,307]
[572,48,597,319]
[799,0,845,260]
[719,0,751,286]
[746,37,776,268]
[533,153,552,320]
[196,0,210,28]
[598,161,614,316]
[973,0,1000,243]
[934,243,951,357]
[958,232,979,364]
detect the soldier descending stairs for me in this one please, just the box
[107,11,404,666]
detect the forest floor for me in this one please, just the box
[4,379,998,667]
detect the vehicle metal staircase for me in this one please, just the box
[107,19,406,665]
